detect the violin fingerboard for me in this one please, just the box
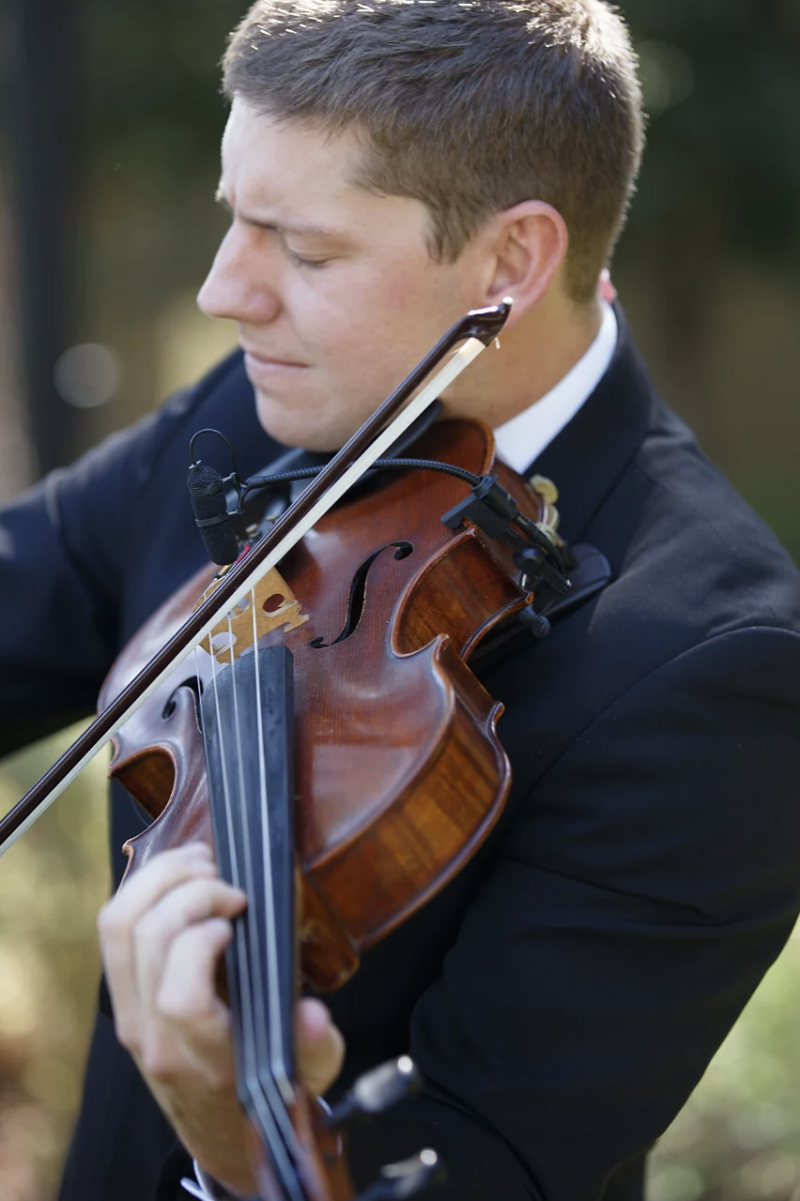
[202,644,304,1199]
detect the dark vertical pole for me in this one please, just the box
[7,0,77,477]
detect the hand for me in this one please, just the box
[98,843,345,1197]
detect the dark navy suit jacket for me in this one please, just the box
[2,311,800,1201]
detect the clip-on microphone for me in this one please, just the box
[186,429,245,567]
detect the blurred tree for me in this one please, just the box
[81,0,245,195]
[5,0,77,476]
[618,0,800,437]
[1,0,245,472]
[0,190,34,502]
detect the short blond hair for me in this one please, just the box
[224,0,644,302]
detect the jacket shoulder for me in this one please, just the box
[588,408,800,647]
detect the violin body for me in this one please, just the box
[99,420,549,992]
[0,309,556,1201]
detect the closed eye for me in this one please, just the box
[286,249,330,269]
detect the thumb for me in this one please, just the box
[296,998,345,1097]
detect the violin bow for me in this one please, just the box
[0,301,510,855]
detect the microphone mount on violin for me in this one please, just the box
[185,398,454,568]
[187,427,573,642]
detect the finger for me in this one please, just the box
[134,877,246,1038]
[98,844,218,1050]
[296,998,345,1098]
[147,919,237,1086]
[298,997,333,1041]
[105,843,217,930]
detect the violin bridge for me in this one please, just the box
[197,567,309,664]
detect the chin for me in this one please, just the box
[255,391,346,453]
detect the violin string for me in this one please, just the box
[249,592,293,1100]
[222,609,300,1160]
[206,634,263,1115]
[204,618,301,1198]
[226,610,271,1091]
[227,601,295,1130]
[193,611,271,1168]
[229,595,307,1193]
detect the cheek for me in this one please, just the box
[284,255,469,397]
[282,276,397,389]
[283,276,358,358]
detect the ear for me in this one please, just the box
[483,202,569,326]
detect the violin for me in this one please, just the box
[0,303,570,1201]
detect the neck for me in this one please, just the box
[443,291,604,429]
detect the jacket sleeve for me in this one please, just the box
[346,626,800,1201]
[0,406,173,756]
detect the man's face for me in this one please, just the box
[198,99,488,451]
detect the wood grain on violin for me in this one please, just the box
[100,421,544,992]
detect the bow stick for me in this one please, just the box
[0,301,510,855]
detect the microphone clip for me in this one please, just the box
[187,429,248,567]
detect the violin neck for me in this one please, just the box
[202,644,304,1199]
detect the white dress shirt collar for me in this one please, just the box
[493,301,618,474]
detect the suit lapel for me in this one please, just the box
[527,307,662,544]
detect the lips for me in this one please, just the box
[241,346,306,368]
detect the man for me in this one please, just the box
[2,1,800,1199]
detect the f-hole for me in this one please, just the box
[162,676,204,720]
[310,541,413,649]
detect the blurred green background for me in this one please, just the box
[0,1,799,1198]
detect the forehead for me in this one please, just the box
[220,98,371,224]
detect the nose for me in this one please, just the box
[197,223,280,325]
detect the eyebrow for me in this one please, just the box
[214,187,347,241]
